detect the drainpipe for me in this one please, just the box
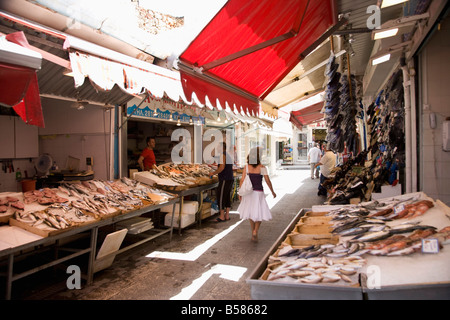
[401,56,412,194]
[114,105,120,179]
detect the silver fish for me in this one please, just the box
[347,242,361,255]
[326,252,348,258]
[339,227,370,236]
[354,230,391,242]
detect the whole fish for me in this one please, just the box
[387,247,415,256]
[353,230,391,242]
[390,224,436,235]
[338,226,370,236]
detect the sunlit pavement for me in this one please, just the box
[19,167,327,300]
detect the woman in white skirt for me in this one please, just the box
[238,148,277,241]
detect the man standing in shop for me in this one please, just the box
[307,143,322,179]
[314,142,336,196]
[138,136,156,171]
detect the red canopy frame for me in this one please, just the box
[290,101,325,129]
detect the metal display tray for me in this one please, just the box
[361,275,450,300]
[248,205,450,300]
[247,209,364,300]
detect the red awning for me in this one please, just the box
[0,62,44,128]
[179,0,338,115]
[0,32,44,128]
[290,101,324,129]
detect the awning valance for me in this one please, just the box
[179,0,338,116]
[67,49,194,105]
[289,101,325,129]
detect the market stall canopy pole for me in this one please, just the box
[178,0,338,116]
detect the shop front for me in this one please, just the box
[122,95,206,177]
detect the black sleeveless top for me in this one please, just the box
[218,152,234,181]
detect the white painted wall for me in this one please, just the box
[38,97,112,180]
[419,15,450,205]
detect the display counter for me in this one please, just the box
[247,209,364,300]
[248,192,450,300]
[0,178,179,299]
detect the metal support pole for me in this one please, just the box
[87,227,98,285]
[402,59,412,194]
[5,253,13,300]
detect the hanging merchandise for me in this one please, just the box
[323,53,341,148]
[366,69,405,193]
[323,53,359,155]
[321,68,405,205]
[337,73,358,154]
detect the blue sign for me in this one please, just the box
[126,105,205,124]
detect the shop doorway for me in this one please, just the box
[126,119,180,174]
[312,129,327,148]
[297,133,307,162]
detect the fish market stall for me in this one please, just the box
[0,177,179,299]
[247,209,364,300]
[248,192,450,300]
[134,163,220,234]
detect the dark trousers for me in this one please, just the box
[318,173,328,196]
[217,179,233,209]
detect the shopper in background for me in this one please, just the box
[138,136,156,171]
[238,147,277,241]
[315,142,336,196]
[307,143,322,179]
[210,142,234,222]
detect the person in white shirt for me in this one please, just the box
[307,143,322,179]
[314,143,336,196]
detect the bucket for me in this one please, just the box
[21,179,36,192]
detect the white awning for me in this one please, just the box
[64,36,196,105]
[0,35,42,70]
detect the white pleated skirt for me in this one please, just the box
[238,190,272,222]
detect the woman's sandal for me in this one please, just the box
[216,218,226,223]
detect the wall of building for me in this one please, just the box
[419,15,450,204]
[38,97,113,181]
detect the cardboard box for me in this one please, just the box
[200,202,211,219]
[299,216,332,225]
[293,223,332,234]
[283,233,339,247]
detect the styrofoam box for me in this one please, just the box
[164,212,195,229]
[160,201,198,214]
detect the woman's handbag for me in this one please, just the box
[238,165,253,196]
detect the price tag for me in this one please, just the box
[393,204,405,214]
[422,238,440,254]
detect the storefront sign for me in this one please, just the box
[126,104,205,125]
